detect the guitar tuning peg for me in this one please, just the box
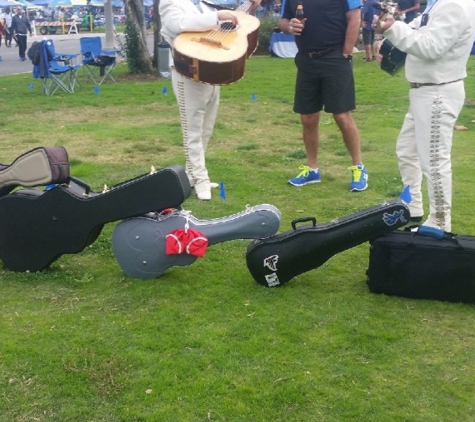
[102,184,110,193]
[150,165,157,174]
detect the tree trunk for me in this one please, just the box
[125,0,153,73]
[152,0,161,69]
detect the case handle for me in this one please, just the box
[291,216,317,230]
[417,225,445,240]
[414,225,461,247]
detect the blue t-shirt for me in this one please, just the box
[361,0,381,30]
[281,0,362,51]
[397,0,419,23]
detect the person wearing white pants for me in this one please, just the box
[374,0,475,232]
[171,67,220,200]
[159,0,260,200]
[396,82,465,232]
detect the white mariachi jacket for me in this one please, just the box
[159,0,219,47]
[383,0,475,84]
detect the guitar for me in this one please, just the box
[112,204,282,279]
[374,2,407,75]
[0,165,191,272]
[172,0,260,85]
[246,200,410,287]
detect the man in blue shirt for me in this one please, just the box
[280,0,368,192]
[361,0,381,61]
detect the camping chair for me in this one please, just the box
[46,39,81,91]
[31,40,80,95]
[80,36,117,86]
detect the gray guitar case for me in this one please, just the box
[246,200,411,287]
[112,204,282,279]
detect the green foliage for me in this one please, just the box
[256,15,280,55]
[0,57,475,421]
[124,17,143,74]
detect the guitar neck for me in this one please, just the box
[188,205,281,246]
[236,0,255,13]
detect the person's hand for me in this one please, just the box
[372,13,395,33]
[288,17,306,36]
[218,10,238,26]
[248,0,262,15]
[374,39,384,62]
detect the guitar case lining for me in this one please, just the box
[0,147,70,196]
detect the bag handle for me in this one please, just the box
[409,225,462,248]
[291,216,316,230]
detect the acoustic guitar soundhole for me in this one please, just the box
[220,21,236,31]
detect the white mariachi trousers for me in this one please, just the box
[171,68,220,194]
[396,80,465,232]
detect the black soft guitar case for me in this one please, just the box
[246,200,410,287]
[367,226,475,303]
[0,165,191,272]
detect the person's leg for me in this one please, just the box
[362,29,371,60]
[411,82,465,231]
[370,30,377,59]
[333,112,362,165]
[288,53,323,186]
[364,44,371,60]
[300,112,320,169]
[172,68,213,200]
[201,85,220,152]
[322,56,367,191]
[18,35,26,59]
[396,109,424,219]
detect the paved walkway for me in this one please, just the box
[0,33,102,77]
[0,32,153,77]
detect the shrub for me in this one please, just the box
[124,17,142,73]
[255,15,280,55]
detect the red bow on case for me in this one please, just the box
[165,228,208,257]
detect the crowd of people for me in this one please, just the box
[159,0,475,235]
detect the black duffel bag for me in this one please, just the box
[367,226,475,304]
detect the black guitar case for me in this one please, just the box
[0,165,191,272]
[246,200,410,287]
[380,39,406,76]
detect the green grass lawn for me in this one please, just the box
[0,54,475,422]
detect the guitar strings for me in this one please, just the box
[199,1,254,47]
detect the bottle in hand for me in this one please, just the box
[295,1,305,21]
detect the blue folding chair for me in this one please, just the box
[32,40,80,95]
[47,39,79,67]
[80,36,117,86]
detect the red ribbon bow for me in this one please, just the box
[165,227,208,258]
